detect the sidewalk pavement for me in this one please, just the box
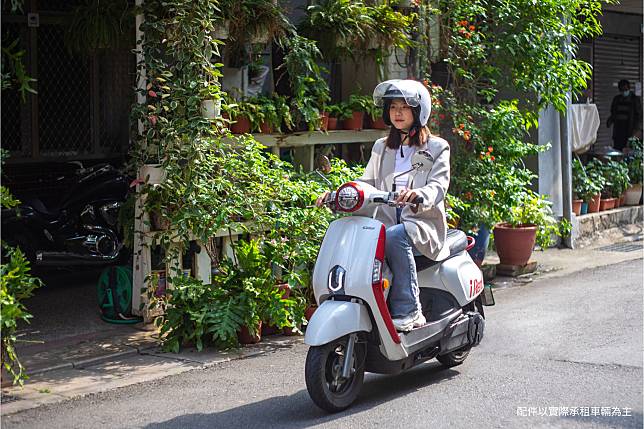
[1,223,642,416]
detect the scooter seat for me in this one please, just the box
[414,229,469,271]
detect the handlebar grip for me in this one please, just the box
[412,196,424,205]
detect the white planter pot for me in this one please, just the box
[624,184,643,205]
[212,20,230,40]
[249,32,271,44]
[140,164,166,185]
[201,99,221,120]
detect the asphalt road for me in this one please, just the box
[4,259,643,429]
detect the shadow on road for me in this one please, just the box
[144,362,462,428]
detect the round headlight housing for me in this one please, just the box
[335,182,364,212]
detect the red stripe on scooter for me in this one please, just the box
[372,283,401,344]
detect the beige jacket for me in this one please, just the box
[357,136,451,261]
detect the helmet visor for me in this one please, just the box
[373,80,421,108]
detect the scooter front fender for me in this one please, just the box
[304,300,372,346]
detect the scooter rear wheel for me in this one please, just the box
[436,348,470,368]
[305,335,365,412]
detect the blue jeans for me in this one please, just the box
[385,223,422,318]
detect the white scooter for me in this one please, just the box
[304,151,495,412]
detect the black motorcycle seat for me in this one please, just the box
[414,229,469,271]
[24,197,60,219]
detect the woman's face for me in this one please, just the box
[389,99,414,131]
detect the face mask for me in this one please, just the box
[623,90,630,97]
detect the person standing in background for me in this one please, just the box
[607,79,642,151]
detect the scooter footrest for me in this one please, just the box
[400,311,461,351]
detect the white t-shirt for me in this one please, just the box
[394,144,416,191]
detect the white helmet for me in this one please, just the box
[372,79,432,127]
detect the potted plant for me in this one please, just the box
[611,160,630,208]
[344,94,372,130]
[625,137,643,205]
[363,4,416,52]
[493,190,568,266]
[572,158,604,216]
[585,159,607,213]
[223,99,262,134]
[251,94,294,134]
[323,104,345,131]
[277,34,331,131]
[298,0,374,59]
[571,158,586,215]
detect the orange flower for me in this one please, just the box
[464,32,472,39]
[490,155,495,161]
[489,190,496,197]
[463,131,471,141]
[458,28,466,34]
[479,154,485,160]
[459,123,465,129]
[464,191,473,200]
[469,25,476,31]
[488,146,493,152]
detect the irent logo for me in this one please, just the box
[469,277,483,298]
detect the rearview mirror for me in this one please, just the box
[411,150,434,173]
[315,155,332,174]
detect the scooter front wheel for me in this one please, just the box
[305,335,365,413]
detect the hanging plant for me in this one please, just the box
[64,0,133,54]
[299,0,374,59]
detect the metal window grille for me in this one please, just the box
[1,23,24,154]
[37,24,92,157]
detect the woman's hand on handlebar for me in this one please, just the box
[395,189,422,213]
[315,191,330,207]
[395,189,418,205]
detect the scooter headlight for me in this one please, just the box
[328,265,346,294]
[335,182,364,212]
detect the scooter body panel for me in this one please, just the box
[417,251,484,306]
[304,300,372,346]
[312,216,382,303]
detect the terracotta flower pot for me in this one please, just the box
[572,199,583,216]
[238,321,262,344]
[261,283,291,336]
[282,326,301,336]
[304,305,318,321]
[230,116,251,134]
[619,194,625,207]
[624,184,643,205]
[320,112,330,131]
[259,121,273,134]
[599,197,616,211]
[150,210,170,231]
[343,111,364,130]
[371,117,388,130]
[587,193,601,213]
[493,223,537,266]
[327,117,338,130]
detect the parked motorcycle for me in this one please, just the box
[1,162,130,267]
[304,151,494,412]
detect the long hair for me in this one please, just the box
[386,126,431,150]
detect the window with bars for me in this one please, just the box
[1,9,135,162]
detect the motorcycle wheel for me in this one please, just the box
[305,335,365,413]
[436,348,470,368]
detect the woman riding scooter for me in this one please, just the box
[316,79,451,332]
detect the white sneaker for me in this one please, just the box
[392,311,426,332]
